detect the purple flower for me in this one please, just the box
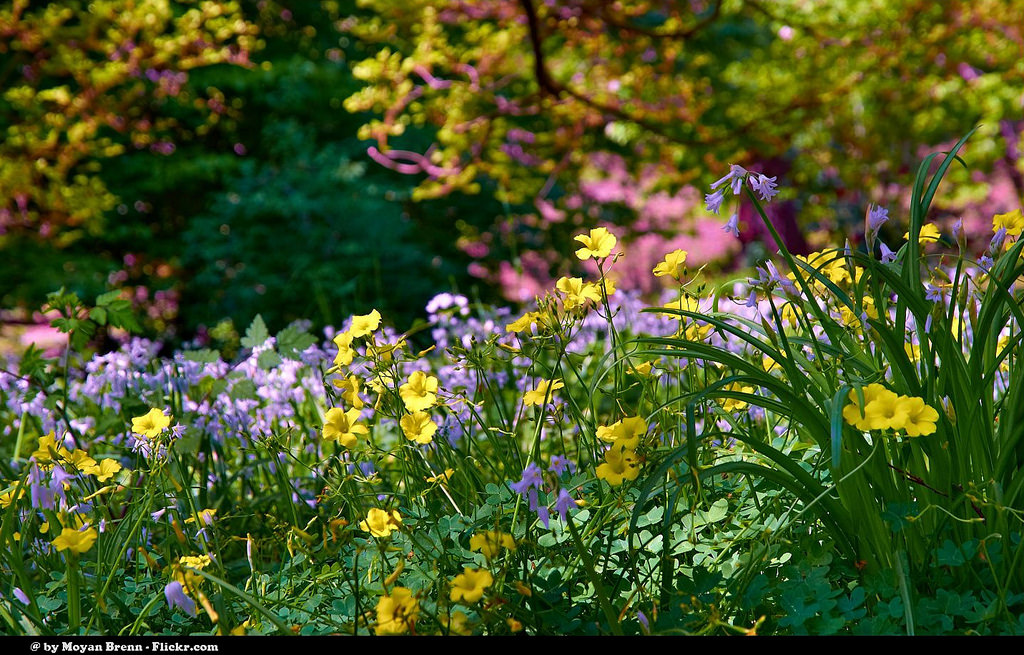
[749,173,779,202]
[990,227,1007,255]
[925,284,945,303]
[637,610,650,634]
[952,218,965,247]
[536,505,550,529]
[510,462,544,497]
[704,189,725,215]
[868,205,890,231]
[722,213,740,238]
[548,455,574,476]
[711,164,749,195]
[554,488,575,522]
[977,255,994,271]
[880,242,897,264]
[164,582,197,616]
[13,587,30,605]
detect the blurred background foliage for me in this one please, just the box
[0,0,1021,347]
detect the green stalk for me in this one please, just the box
[66,553,81,633]
[565,514,623,635]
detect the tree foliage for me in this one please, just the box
[344,0,1024,224]
[0,0,258,245]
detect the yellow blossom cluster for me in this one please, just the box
[842,384,939,436]
[32,432,124,482]
[595,416,645,486]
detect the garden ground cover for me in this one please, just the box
[2,142,1024,636]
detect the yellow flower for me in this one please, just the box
[681,322,714,342]
[555,276,601,310]
[62,449,97,473]
[469,530,516,559]
[449,567,494,604]
[184,509,218,526]
[596,416,647,449]
[839,296,879,326]
[400,411,437,445]
[627,361,655,377]
[84,458,122,482]
[331,374,365,409]
[31,432,60,466]
[367,369,397,396]
[375,587,418,635]
[348,309,382,338]
[574,227,617,260]
[596,442,641,486]
[322,407,369,448]
[863,391,910,431]
[399,371,439,412]
[598,276,617,299]
[720,382,755,413]
[899,397,939,437]
[443,610,474,636]
[993,209,1024,236]
[506,311,542,333]
[904,223,942,245]
[658,294,702,315]
[426,468,455,484]
[842,383,895,431]
[132,408,171,439]
[0,486,26,509]
[653,249,689,281]
[366,338,406,361]
[332,330,356,367]
[523,378,564,406]
[360,508,402,537]
[173,554,212,590]
[52,526,98,555]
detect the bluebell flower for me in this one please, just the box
[704,189,725,215]
[880,242,897,263]
[711,164,749,195]
[989,227,1007,255]
[868,204,889,231]
[510,462,543,497]
[749,173,779,202]
[554,488,575,522]
[164,582,197,616]
[637,610,650,634]
[536,505,550,529]
[548,455,573,476]
[722,213,740,237]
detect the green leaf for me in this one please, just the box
[276,324,317,359]
[230,379,258,401]
[183,349,222,363]
[257,350,283,370]
[241,314,269,349]
[705,498,729,523]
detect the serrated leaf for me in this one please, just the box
[257,350,283,370]
[241,314,269,349]
[184,349,222,364]
[89,306,108,325]
[276,324,317,359]
[95,290,123,306]
[230,379,258,400]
